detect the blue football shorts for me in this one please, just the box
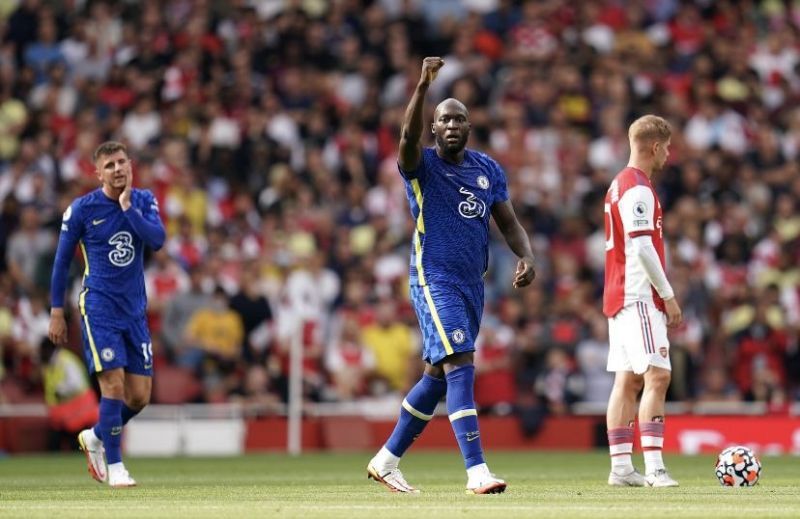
[79,300,154,376]
[409,282,484,365]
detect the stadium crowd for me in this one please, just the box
[1,0,799,421]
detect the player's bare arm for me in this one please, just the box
[398,57,444,172]
[491,200,536,288]
[663,297,682,327]
[48,307,68,346]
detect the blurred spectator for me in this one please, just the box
[534,348,584,415]
[474,318,516,414]
[40,338,98,451]
[228,364,282,415]
[361,299,417,394]
[696,366,741,403]
[574,316,613,404]
[325,316,376,400]
[181,286,243,369]
[161,265,213,360]
[5,205,55,295]
[229,263,274,364]
[732,300,788,402]
[145,249,190,337]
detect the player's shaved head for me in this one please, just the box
[434,98,469,119]
[432,97,471,159]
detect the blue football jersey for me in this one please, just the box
[401,147,509,286]
[55,188,162,318]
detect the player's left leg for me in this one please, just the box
[443,352,506,495]
[636,303,677,487]
[120,317,154,425]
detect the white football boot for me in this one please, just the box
[367,460,419,493]
[608,469,646,487]
[466,466,507,495]
[77,429,107,483]
[108,463,137,488]
[645,469,679,487]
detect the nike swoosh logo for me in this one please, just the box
[144,364,153,370]
[92,219,106,225]
[466,432,480,442]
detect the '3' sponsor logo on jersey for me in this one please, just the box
[458,187,486,219]
[108,231,135,267]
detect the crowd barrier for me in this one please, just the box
[2,402,798,456]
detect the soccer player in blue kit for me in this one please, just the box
[49,141,165,488]
[367,57,537,494]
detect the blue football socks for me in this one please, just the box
[446,364,485,469]
[95,397,124,464]
[94,403,141,437]
[384,373,447,457]
[120,403,141,426]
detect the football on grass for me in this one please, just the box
[715,445,761,486]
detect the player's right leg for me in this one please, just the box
[606,310,645,487]
[367,286,447,493]
[367,368,446,493]
[78,305,136,488]
[77,427,106,483]
[606,372,645,486]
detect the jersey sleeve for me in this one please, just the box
[491,159,509,205]
[397,147,428,180]
[617,185,656,238]
[134,189,162,223]
[125,189,166,250]
[51,201,85,309]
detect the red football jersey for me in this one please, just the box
[603,167,666,317]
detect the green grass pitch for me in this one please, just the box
[1,451,798,518]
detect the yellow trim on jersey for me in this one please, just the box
[448,408,477,422]
[423,285,454,356]
[410,179,424,233]
[414,230,426,286]
[79,241,89,277]
[402,398,434,421]
[411,178,427,285]
[78,288,102,372]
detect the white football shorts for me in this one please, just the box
[607,301,671,374]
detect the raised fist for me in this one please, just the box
[420,57,444,85]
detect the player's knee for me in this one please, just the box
[424,363,445,379]
[645,368,671,393]
[126,394,150,410]
[615,374,644,395]
[442,352,474,373]
[97,371,126,398]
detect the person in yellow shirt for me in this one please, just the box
[183,287,244,364]
[361,300,417,393]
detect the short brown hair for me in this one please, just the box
[93,141,128,163]
[628,115,671,145]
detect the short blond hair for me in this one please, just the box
[628,115,671,145]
